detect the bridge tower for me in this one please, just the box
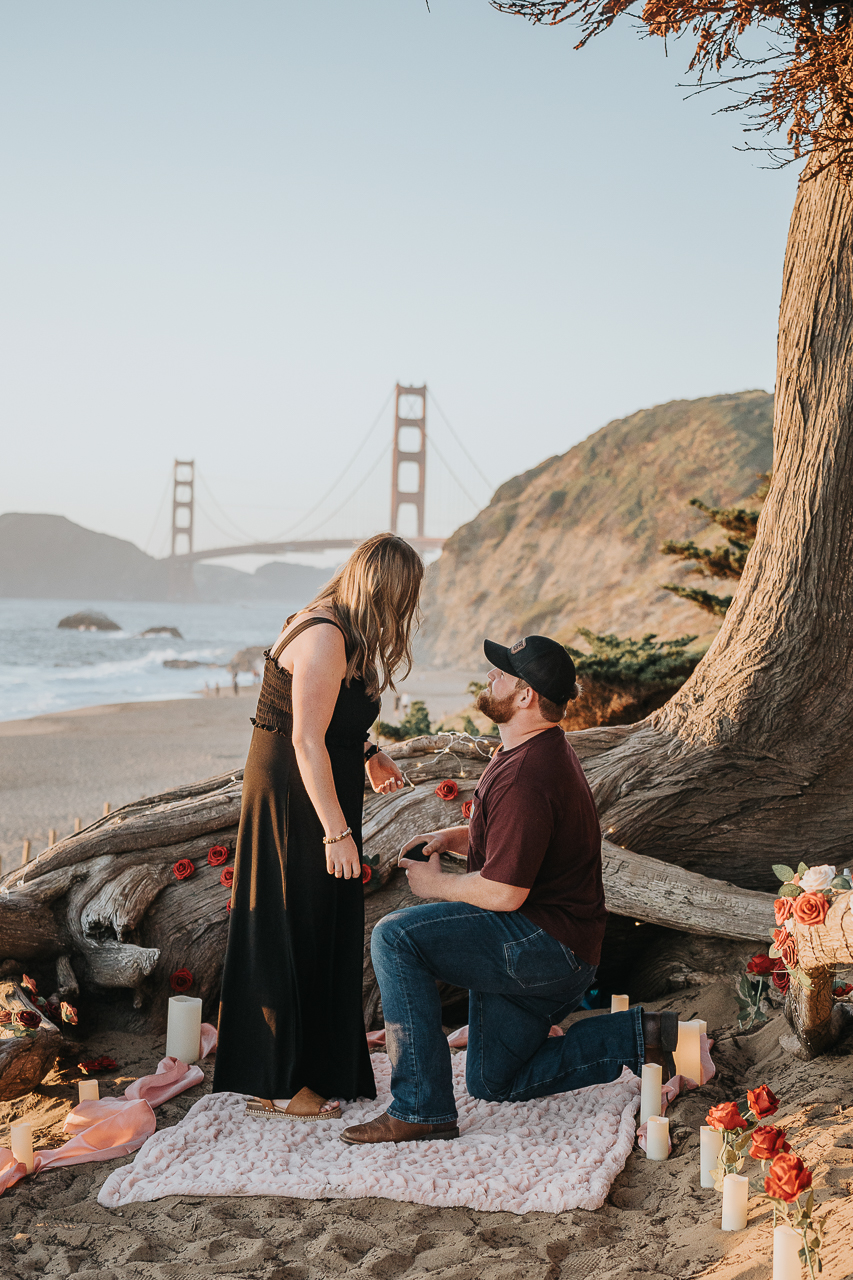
[169,460,196,599]
[391,384,426,538]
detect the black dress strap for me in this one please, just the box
[269,616,346,664]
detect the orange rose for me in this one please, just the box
[772,928,798,967]
[435,779,459,801]
[791,891,829,927]
[774,897,795,925]
[747,1085,780,1119]
[764,1151,812,1203]
[705,1102,747,1132]
[749,1126,790,1161]
[462,800,473,820]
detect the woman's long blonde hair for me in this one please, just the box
[304,533,423,699]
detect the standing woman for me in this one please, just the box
[213,533,423,1118]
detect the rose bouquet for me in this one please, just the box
[769,862,852,992]
[705,1085,780,1185]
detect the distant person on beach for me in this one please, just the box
[341,634,677,1145]
[213,533,423,1120]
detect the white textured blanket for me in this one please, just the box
[99,1054,641,1214]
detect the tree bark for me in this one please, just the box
[786,891,853,1056]
[571,159,853,889]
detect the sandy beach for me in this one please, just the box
[1,685,852,1279]
[0,667,483,877]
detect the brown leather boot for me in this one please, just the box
[641,1010,679,1081]
[341,1110,459,1145]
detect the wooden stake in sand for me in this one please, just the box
[20,840,30,867]
[48,829,57,847]
[74,818,82,833]
[102,802,111,817]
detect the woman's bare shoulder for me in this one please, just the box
[272,609,345,671]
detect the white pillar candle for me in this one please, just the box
[640,1062,662,1126]
[78,1079,99,1102]
[673,1019,703,1084]
[700,1125,724,1188]
[645,1115,669,1160]
[773,1223,802,1280]
[611,994,629,1013]
[10,1121,34,1173]
[166,995,202,1064]
[721,1173,749,1230]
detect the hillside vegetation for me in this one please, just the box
[416,392,773,668]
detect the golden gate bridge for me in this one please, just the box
[158,384,491,597]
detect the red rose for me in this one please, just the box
[362,864,372,884]
[791,892,829,927]
[772,966,791,994]
[765,1151,812,1203]
[219,867,234,888]
[749,1125,790,1161]
[226,899,232,913]
[774,897,796,925]
[747,1085,780,1119]
[207,846,229,867]
[772,927,798,967]
[78,1055,118,1074]
[0,1010,13,1024]
[15,1010,41,1029]
[746,954,775,976]
[170,968,193,994]
[21,974,38,998]
[435,779,459,801]
[173,859,195,881]
[61,1002,78,1025]
[461,800,473,820]
[834,983,853,997]
[705,1102,747,1132]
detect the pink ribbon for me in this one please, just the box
[0,1022,218,1197]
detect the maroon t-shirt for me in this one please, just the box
[466,726,607,966]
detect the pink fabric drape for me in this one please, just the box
[0,1022,218,1197]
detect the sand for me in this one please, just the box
[2,689,852,1277]
[0,667,484,876]
[1,980,852,1280]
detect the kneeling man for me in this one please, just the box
[342,634,675,1145]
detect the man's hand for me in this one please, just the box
[399,849,445,899]
[398,832,447,862]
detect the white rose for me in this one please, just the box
[799,865,836,893]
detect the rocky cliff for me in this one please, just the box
[416,391,774,668]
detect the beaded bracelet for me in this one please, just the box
[322,826,352,845]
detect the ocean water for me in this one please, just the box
[0,597,298,722]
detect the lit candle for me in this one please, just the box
[640,1062,662,1126]
[673,1020,703,1084]
[721,1173,748,1230]
[645,1115,669,1160]
[773,1223,802,1280]
[78,1079,99,1102]
[10,1121,34,1173]
[700,1125,724,1188]
[611,994,629,1013]
[165,995,202,1064]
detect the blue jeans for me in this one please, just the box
[371,901,644,1125]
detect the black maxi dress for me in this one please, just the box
[213,617,378,1102]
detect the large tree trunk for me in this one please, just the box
[574,158,853,889]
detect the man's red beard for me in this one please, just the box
[475,686,517,724]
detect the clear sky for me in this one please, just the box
[0,0,798,559]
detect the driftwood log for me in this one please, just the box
[0,734,782,1098]
[785,892,853,1056]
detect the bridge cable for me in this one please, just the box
[196,469,260,544]
[194,498,259,548]
[143,474,173,556]
[296,440,393,540]
[264,385,397,541]
[427,389,494,495]
[426,437,485,511]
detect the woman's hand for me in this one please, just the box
[325,833,361,879]
[366,750,407,795]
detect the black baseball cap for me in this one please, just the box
[483,634,577,705]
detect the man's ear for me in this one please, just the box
[517,683,534,708]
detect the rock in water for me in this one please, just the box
[142,626,183,638]
[57,611,121,632]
